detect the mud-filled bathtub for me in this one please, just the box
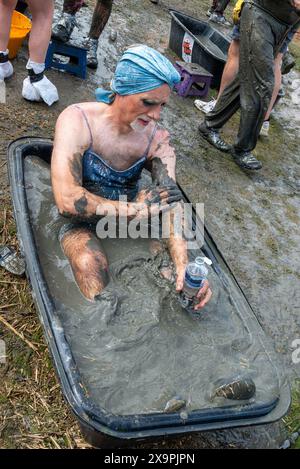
[7,137,290,447]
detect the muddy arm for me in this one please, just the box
[149,130,212,307]
[148,129,188,289]
[51,107,155,221]
[52,107,113,220]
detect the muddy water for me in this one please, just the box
[24,155,282,417]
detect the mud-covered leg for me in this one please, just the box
[63,0,85,14]
[60,227,109,301]
[236,5,275,154]
[87,0,113,69]
[89,0,113,40]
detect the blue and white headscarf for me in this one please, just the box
[95,45,180,103]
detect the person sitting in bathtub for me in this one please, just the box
[51,45,212,309]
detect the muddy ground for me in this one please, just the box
[0,0,300,449]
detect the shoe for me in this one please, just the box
[231,148,262,170]
[198,121,231,152]
[86,38,99,69]
[52,13,76,43]
[206,8,213,17]
[209,12,231,27]
[194,98,216,114]
[259,120,270,137]
[0,51,14,80]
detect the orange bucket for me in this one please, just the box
[8,10,32,60]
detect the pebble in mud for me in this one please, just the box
[109,30,117,42]
[211,375,256,401]
[164,397,186,413]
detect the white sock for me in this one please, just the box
[26,59,45,74]
[0,50,13,80]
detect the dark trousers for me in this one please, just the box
[212,0,231,15]
[63,0,113,40]
[206,3,288,154]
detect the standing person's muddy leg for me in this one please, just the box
[0,0,17,80]
[22,0,59,106]
[210,0,231,26]
[214,0,231,15]
[60,226,109,301]
[207,1,217,16]
[0,0,17,51]
[26,0,54,63]
[198,74,240,152]
[231,3,289,169]
[232,6,276,168]
[63,0,84,14]
[52,0,85,43]
[87,0,113,69]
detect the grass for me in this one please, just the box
[0,167,89,450]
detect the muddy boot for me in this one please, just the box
[0,50,13,80]
[198,121,231,152]
[86,38,99,69]
[231,148,262,170]
[52,13,76,43]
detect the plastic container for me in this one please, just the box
[180,257,209,315]
[7,137,291,448]
[8,10,32,60]
[169,9,230,89]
